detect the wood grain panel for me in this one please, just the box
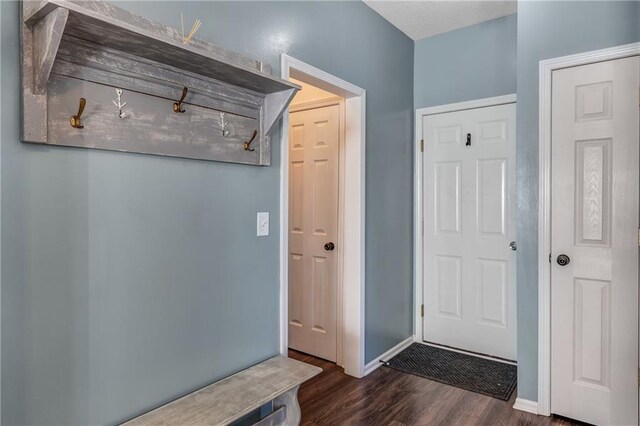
[575,139,611,245]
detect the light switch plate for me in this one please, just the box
[257,212,269,237]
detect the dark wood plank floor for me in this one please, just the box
[290,350,579,426]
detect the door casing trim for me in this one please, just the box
[413,94,517,349]
[280,54,366,378]
[537,42,640,417]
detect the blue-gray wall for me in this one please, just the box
[1,1,414,424]
[414,14,517,109]
[516,0,640,401]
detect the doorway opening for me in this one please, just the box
[280,55,366,378]
[287,81,344,364]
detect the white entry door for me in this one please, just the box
[288,103,340,362]
[550,56,639,425]
[422,103,517,360]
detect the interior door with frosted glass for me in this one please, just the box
[422,103,516,360]
[550,56,639,426]
[288,104,339,362]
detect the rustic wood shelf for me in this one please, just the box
[21,0,299,165]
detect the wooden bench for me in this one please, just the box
[123,356,321,426]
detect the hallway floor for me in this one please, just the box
[290,350,579,426]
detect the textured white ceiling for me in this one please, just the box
[364,0,517,41]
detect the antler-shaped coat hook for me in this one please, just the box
[244,130,258,152]
[218,112,230,137]
[112,88,127,119]
[70,98,86,129]
[173,87,188,113]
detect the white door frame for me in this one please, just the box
[537,42,640,417]
[280,54,366,378]
[413,94,517,344]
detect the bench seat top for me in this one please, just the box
[123,355,321,426]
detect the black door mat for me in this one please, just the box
[384,343,517,401]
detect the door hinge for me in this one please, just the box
[421,221,424,236]
[637,368,639,386]
[638,228,640,247]
[421,304,424,318]
[420,139,424,152]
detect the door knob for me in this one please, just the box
[324,242,335,251]
[509,241,517,251]
[556,254,570,266]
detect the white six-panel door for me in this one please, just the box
[288,104,340,362]
[422,103,517,360]
[550,56,639,425]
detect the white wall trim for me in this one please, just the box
[513,398,539,416]
[289,96,342,112]
[413,107,423,344]
[537,41,640,417]
[280,54,366,378]
[364,336,414,376]
[0,2,3,416]
[413,94,517,345]
[415,94,516,118]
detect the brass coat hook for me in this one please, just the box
[70,97,86,129]
[244,130,257,152]
[173,86,188,113]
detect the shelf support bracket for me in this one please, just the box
[263,88,297,135]
[32,7,69,95]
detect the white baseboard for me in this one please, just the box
[513,398,539,415]
[364,336,414,376]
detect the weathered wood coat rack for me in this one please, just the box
[20,0,299,165]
